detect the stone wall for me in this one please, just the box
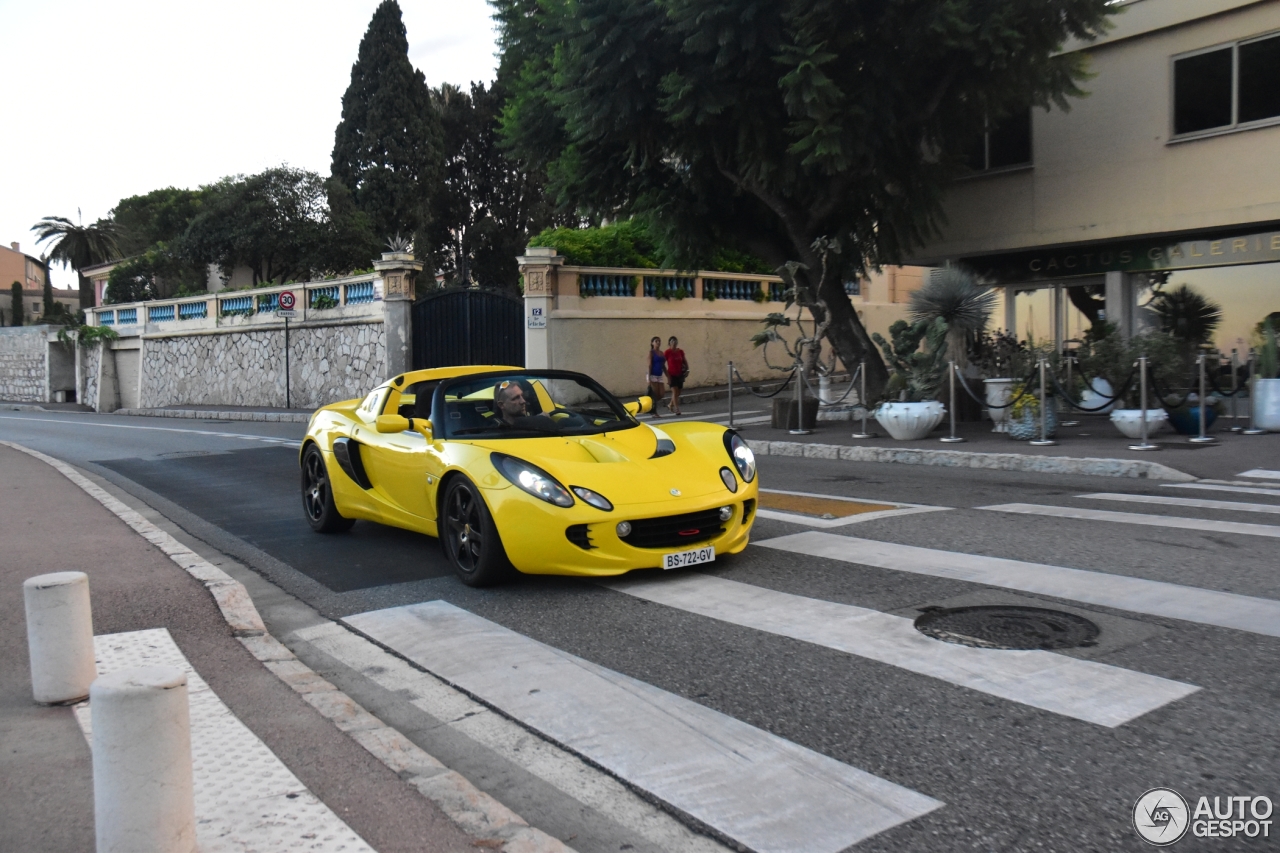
[138,321,386,409]
[80,342,102,410]
[0,327,48,402]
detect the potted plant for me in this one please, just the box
[1079,328,1175,438]
[1254,320,1280,431]
[908,268,998,423]
[972,329,1027,432]
[1149,283,1225,435]
[871,317,948,440]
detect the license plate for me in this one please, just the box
[663,545,715,570]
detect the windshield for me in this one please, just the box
[437,371,640,440]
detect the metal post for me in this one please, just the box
[852,360,876,438]
[284,315,291,410]
[789,359,812,435]
[940,361,964,443]
[1129,356,1158,451]
[1243,350,1266,435]
[1061,350,1079,427]
[727,361,734,428]
[1030,357,1057,446]
[1230,350,1241,431]
[1189,353,1215,443]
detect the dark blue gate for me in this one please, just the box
[411,287,525,369]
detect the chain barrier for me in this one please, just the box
[1050,367,1136,412]
[1206,369,1248,398]
[1151,370,1197,407]
[799,364,864,407]
[729,365,797,399]
[953,364,1041,410]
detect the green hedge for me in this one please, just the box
[528,219,771,274]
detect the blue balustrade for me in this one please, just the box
[578,274,636,297]
[257,292,280,312]
[310,285,339,308]
[148,304,175,322]
[345,281,375,304]
[844,279,861,296]
[219,295,254,316]
[178,301,208,320]
[643,276,694,299]
[98,311,115,326]
[117,308,138,325]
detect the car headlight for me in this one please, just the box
[492,453,574,507]
[719,467,738,493]
[722,431,756,483]
[571,486,613,511]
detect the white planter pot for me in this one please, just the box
[984,378,1013,433]
[875,401,946,440]
[1110,408,1168,439]
[1080,378,1116,414]
[1254,378,1280,431]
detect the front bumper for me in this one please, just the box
[485,486,758,577]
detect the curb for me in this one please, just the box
[745,439,1198,481]
[1,440,576,853]
[114,408,312,423]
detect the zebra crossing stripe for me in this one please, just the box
[978,502,1280,539]
[1079,492,1280,515]
[1239,469,1280,480]
[345,601,942,853]
[755,532,1280,638]
[1162,482,1280,498]
[600,573,1197,727]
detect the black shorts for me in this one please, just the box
[669,375,685,389]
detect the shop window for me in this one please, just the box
[1174,32,1280,136]
[964,110,1032,172]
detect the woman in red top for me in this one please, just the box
[664,336,688,415]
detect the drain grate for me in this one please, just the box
[914,605,1100,650]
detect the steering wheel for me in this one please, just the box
[548,407,587,427]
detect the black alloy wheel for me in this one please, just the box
[301,445,355,533]
[441,476,513,586]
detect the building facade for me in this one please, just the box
[905,0,1280,348]
[0,242,79,325]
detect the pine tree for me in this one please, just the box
[330,0,442,251]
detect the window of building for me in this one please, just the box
[964,110,1032,172]
[1173,32,1280,137]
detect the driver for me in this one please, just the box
[494,380,556,430]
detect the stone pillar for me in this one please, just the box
[1053,284,1066,353]
[1003,285,1017,337]
[375,252,425,379]
[1104,270,1137,340]
[516,247,564,370]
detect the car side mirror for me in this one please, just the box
[625,396,654,416]
[375,414,411,433]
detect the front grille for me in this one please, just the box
[742,499,756,525]
[620,508,725,549]
[566,524,596,550]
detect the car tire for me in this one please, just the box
[301,445,356,533]
[441,476,513,587]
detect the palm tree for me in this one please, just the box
[1150,283,1222,348]
[31,212,122,309]
[908,267,999,367]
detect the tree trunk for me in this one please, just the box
[78,271,94,310]
[816,274,889,403]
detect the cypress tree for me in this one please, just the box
[11,282,24,326]
[331,1,442,251]
[42,269,54,317]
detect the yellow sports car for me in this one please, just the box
[300,366,759,586]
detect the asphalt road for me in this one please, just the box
[3,409,1277,853]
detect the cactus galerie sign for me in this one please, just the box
[964,226,1280,284]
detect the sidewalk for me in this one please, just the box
[0,442,559,853]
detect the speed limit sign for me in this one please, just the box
[279,290,296,310]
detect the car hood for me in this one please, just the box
[469,424,734,503]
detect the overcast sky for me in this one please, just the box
[0,0,499,289]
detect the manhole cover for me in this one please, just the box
[913,605,1099,650]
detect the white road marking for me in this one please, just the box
[755,505,952,528]
[979,502,1280,539]
[0,414,301,447]
[1081,493,1280,515]
[1239,468,1280,480]
[1162,482,1280,497]
[345,601,942,853]
[600,573,1197,727]
[755,532,1280,638]
[293,621,732,853]
[760,487,933,508]
[76,628,371,852]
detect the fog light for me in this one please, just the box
[718,505,733,522]
[616,521,632,537]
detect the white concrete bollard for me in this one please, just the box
[23,571,96,704]
[91,665,198,853]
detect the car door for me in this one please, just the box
[358,386,445,530]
